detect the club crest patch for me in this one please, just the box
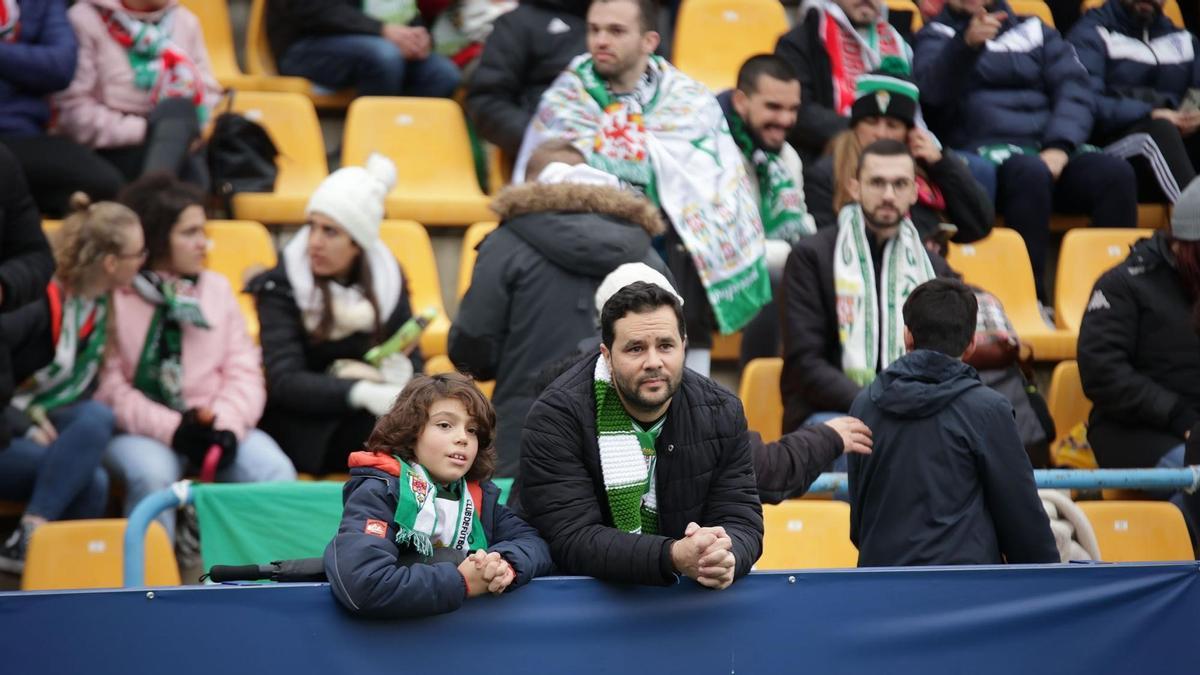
[410,475,431,507]
[875,90,891,114]
[364,519,388,538]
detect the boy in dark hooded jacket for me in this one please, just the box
[847,278,1057,567]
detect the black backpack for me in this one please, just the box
[207,102,279,211]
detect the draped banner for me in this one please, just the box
[2,564,1195,673]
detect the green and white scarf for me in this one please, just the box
[516,54,771,334]
[13,287,108,414]
[593,357,661,535]
[392,457,488,558]
[727,111,816,245]
[834,204,934,386]
[132,272,210,411]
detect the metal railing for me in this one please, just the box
[122,467,1200,587]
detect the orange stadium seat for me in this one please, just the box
[739,357,785,442]
[1008,0,1056,25]
[22,519,180,590]
[205,220,277,342]
[1054,228,1151,334]
[1077,501,1194,562]
[179,0,310,95]
[342,97,495,226]
[225,91,328,225]
[948,229,1075,360]
[378,220,451,357]
[757,501,858,569]
[673,0,790,91]
[244,0,356,109]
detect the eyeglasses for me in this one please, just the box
[117,248,149,261]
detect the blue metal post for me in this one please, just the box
[123,481,194,587]
[806,467,1200,498]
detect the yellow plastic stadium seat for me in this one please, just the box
[457,221,499,299]
[1081,0,1184,25]
[1054,228,1151,334]
[225,91,328,225]
[343,98,496,226]
[21,519,180,590]
[757,501,858,569]
[1046,361,1091,443]
[205,220,277,342]
[885,0,924,31]
[41,220,62,236]
[424,354,496,398]
[178,0,307,95]
[738,357,784,442]
[1008,0,1055,25]
[1077,501,1194,562]
[711,332,743,362]
[1045,204,1169,232]
[245,0,356,109]
[673,0,790,92]
[948,229,1075,360]
[377,220,451,357]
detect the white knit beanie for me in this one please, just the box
[305,153,397,250]
[594,262,684,320]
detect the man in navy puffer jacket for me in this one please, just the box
[0,0,122,216]
[914,0,1137,306]
[1069,0,1200,203]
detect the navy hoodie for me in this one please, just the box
[848,349,1058,567]
[0,0,78,137]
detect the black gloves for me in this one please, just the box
[171,408,239,474]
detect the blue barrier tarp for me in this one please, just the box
[2,564,1196,674]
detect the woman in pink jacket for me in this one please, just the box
[97,174,295,541]
[54,0,220,187]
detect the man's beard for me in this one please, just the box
[612,366,681,416]
[863,202,904,230]
[747,122,787,153]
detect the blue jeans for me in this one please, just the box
[103,429,296,541]
[959,151,998,203]
[277,34,461,98]
[0,400,114,520]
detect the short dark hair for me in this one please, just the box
[366,373,498,482]
[857,138,913,178]
[736,54,798,94]
[902,278,978,356]
[117,171,205,270]
[600,281,686,350]
[589,0,658,33]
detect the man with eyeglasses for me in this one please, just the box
[779,139,952,446]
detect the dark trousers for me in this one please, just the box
[0,401,113,520]
[1108,117,1200,203]
[996,152,1137,300]
[98,99,209,190]
[0,135,124,217]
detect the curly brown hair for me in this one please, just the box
[365,373,497,482]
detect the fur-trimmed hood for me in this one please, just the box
[491,182,665,236]
[489,183,665,277]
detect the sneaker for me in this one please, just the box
[0,522,34,574]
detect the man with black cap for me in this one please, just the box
[804,67,994,247]
[780,138,952,439]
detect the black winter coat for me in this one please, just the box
[914,1,1096,152]
[1068,0,1200,139]
[780,224,952,433]
[248,261,419,475]
[1079,232,1200,468]
[519,354,763,586]
[267,0,385,62]
[804,151,994,243]
[449,182,667,478]
[465,0,589,157]
[848,349,1059,566]
[324,454,553,618]
[0,143,54,443]
[754,426,843,504]
[774,8,848,161]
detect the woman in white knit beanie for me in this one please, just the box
[249,153,422,475]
